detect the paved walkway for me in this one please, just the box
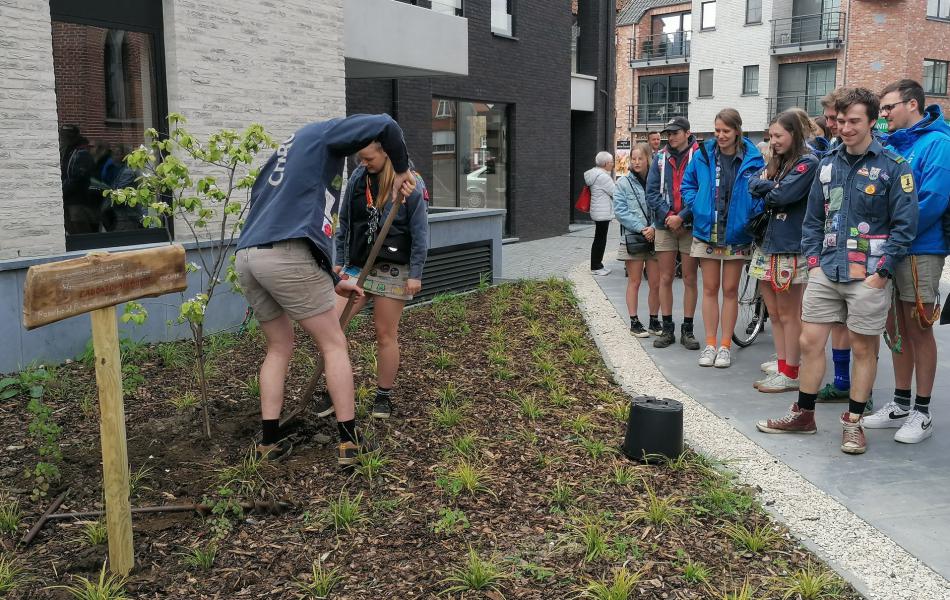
[503,225,950,583]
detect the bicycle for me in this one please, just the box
[732,262,768,347]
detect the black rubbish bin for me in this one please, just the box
[620,395,683,462]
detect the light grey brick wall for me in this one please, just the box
[0,0,67,260]
[0,0,346,259]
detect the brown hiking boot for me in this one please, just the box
[756,403,817,434]
[840,412,867,455]
[337,433,379,468]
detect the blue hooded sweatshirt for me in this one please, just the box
[237,114,410,273]
[882,104,950,256]
[681,138,765,246]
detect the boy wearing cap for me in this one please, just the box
[645,116,701,350]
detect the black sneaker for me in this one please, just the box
[680,325,700,350]
[371,395,393,419]
[313,392,335,418]
[653,324,675,348]
[648,320,663,336]
[630,320,649,338]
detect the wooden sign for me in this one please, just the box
[22,244,187,330]
[21,245,187,576]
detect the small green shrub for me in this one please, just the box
[432,508,470,535]
[47,563,128,600]
[295,561,342,599]
[442,547,507,594]
[182,544,217,571]
[582,567,642,600]
[323,490,366,533]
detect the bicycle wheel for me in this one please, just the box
[732,265,766,347]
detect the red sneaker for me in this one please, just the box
[756,403,817,434]
[840,412,867,455]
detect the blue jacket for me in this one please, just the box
[237,114,410,274]
[749,154,819,254]
[802,138,919,282]
[614,172,652,235]
[810,137,835,159]
[681,138,766,246]
[881,105,950,256]
[335,165,430,279]
[645,136,699,229]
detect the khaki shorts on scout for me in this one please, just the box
[616,242,657,262]
[802,269,891,336]
[235,239,336,323]
[748,247,808,286]
[343,263,414,301]
[894,255,944,304]
[653,227,692,254]
[689,239,752,261]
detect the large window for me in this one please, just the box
[924,59,949,95]
[650,11,692,58]
[491,0,513,36]
[742,65,759,95]
[928,0,950,20]
[701,1,717,30]
[51,0,168,251]
[776,60,837,115]
[430,0,463,16]
[431,99,509,218]
[637,74,689,125]
[746,0,762,24]
[698,69,714,97]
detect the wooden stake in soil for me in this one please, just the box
[22,245,187,575]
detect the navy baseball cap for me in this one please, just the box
[662,117,691,133]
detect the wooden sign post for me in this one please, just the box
[22,245,187,575]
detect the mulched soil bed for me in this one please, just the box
[0,280,862,599]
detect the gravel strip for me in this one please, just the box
[568,262,950,600]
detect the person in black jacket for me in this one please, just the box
[333,142,429,420]
[748,110,818,393]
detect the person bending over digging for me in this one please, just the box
[328,141,429,419]
[235,113,416,467]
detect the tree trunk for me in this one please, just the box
[194,324,211,439]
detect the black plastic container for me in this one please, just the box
[620,395,684,462]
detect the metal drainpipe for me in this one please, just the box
[842,0,851,85]
[599,0,612,149]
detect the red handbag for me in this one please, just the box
[575,185,591,213]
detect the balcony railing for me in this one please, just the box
[771,11,845,53]
[628,102,689,129]
[766,95,823,120]
[628,31,691,66]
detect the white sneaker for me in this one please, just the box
[760,359,778,374]
[894,410,933,444]
[757,372,799,393]
[861,401,910,429]
[698,345,717,367]
[591,267,612,276]
[714,346,731,368]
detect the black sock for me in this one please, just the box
[630,316,641,327]
[376,387,392,400]
[894,388,912,409]
[261,419,280,445]
[338,419,358,445]
[848,399,865,417]
[649,314,658,323]
[797,391,817,411]
[683,317,694,326]
[915,395,931,415]
[662,315,673,324]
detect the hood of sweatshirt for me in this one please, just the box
[883,104,950,153]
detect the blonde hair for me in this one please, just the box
[631,142,653,176]
[366,142,395,210]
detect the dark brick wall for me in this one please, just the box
[347,0,606,241]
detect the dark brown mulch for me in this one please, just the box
[0,280,862,599]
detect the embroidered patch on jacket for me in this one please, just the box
[807,256,819,267]
[901,173,914,193]
[796,163,809,174]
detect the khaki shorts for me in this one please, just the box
[748,247,808,286]
[894,255,944,304]
[802,268,892,336]
[616,242,657,262]
[235,239,336,322]
[343,263,413,301]
[653,227,692,254]
[690,239,753,261]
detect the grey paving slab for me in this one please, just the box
[501,222,619,281]
[593,253,950,580]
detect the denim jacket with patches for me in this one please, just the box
[801,139,919,282]
[749,154,818,255]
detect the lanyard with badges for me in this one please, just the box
[712,152,722,242]
[364,175,381,246]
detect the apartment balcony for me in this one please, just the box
[628,32,691,68]
[766,95,823,120]
[770,12,845,55]
[627,102,689,131]
[345,0,468,78]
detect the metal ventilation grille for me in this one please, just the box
[410,241,492,305]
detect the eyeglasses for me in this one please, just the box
[880,99,910,114]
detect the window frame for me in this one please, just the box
[50,0,171,252]
[698,69,714,98]
[924,59,949,96]
[745,0,762,25]
[491,0,514,37]
[927,0,950,21]
[742,65,759,96]
[700,1,717,31]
